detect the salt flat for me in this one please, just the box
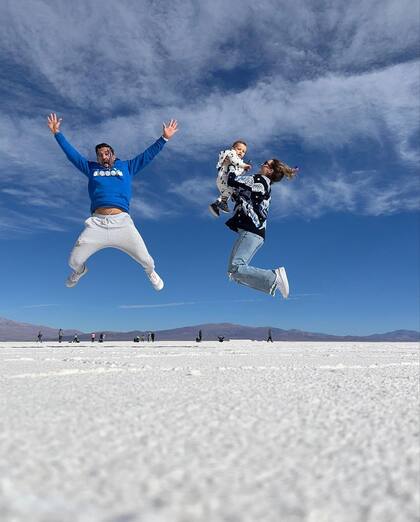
[0,341,419,522]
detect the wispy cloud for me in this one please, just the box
[0,0,418,235]
[22,304,58,309]
[129,189,178,221]
[119,298,260,309]
[270,168,420,218]
[168,167,420,219]
[1,187,68,209]
[119,302,197,309]
[287,293,322,301]
[0,202,69,237]
[2,1,417,107]
[168,177,216,206]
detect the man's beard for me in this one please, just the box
[99,158,115,168]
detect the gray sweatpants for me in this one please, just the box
[69,212,154,274]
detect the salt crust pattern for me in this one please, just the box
[1,341,419,522]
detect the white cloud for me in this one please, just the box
[170,168,419,219]
[0,0,418,233]
[1,187,68,209]
[0,203,68,236]
[270,169,420,218]
[119,302,197,309]
[1,0,418,111]
[168,177,216,205]
[22,304,58,309]
[129,197,176,221]
[165,61,420,162]
[332,0,420,69]
[119,298,260,309]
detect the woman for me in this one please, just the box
[225,159,298,297]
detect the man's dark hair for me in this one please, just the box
[95,143,114,154]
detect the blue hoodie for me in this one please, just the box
[54,132,167,213]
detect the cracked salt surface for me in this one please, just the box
[0,341,419,522]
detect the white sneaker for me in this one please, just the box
[148,270,164,291]
[66,265,88,288]
[273,267,289,298]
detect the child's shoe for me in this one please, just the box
[218,198,230,214]
[209,202,220,217]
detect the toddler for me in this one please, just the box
[209,140,251,217]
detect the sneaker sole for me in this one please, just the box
[276,267,289,299]
[153,280,164,291]
[148,271,164,291]
[208,204,220,218]
[65,266,88,288]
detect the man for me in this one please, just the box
[47,113,178,290]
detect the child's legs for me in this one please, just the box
[216,171,234,201]
[228,229,276,294]
[108,215,155,274]
[69,217,107,272]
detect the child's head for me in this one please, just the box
[262,159,298,183]
[232,140,247,159]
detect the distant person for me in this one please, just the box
[91,333,96,343]
[37,331,43,343]
[134,336,140,343]
[218,336,225,342]
[58,329,63,343]
[73,334,80,343]
[140,335,145,342]
[99,333,105,343]
[225,158,298,297]
[151,332,155,342]
[267,329,273,342]
[47,112,178,291]
[147,332,151,342]
[196,329,203,342]
[209,140,251,216]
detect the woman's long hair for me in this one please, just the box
[270,159,298,183]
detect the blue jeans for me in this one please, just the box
[227,229,276,295]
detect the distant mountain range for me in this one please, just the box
[0,317,418,342]
[0,317,82,342]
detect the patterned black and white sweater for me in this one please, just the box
[225,172,271,239]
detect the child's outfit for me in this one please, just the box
[209,148,249,217]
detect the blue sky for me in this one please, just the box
[0,0,419,335]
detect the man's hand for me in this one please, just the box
[162,119,178,140]
[47,113,62,134]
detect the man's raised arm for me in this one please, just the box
[47,113,90,177]
[128,119,178,176]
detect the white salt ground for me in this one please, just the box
[0,341,419,522]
